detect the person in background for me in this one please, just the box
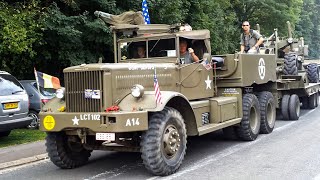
[137,46,146,58]
[240,21,264,53]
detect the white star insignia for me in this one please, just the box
[72,116,80,125]
[205,75,212,89]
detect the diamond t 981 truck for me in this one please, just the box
[39,12,320,176]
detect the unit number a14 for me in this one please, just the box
[126,118,140,126]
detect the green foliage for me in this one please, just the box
[0,129,46,148]
[296,0,320,58]
[0,1,43,78]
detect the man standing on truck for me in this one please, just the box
[240,21,264,53]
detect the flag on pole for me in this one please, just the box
[153,69,162,104]
[142,0,150,24]
[34,68,61,89]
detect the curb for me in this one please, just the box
[0,153,48,170]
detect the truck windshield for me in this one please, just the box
[120,38,176,61]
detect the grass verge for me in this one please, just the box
[0,129,46,148]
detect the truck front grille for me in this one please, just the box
[65,71,104,112]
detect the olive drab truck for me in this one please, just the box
[257,21,320,119]
[39,11,320,176]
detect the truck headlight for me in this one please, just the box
[56,88,65,99]
[131,84,144,98]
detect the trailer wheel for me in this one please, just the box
[308,93,317,109]
[237,94,261,141]
[257,91,276,134]
[46,132,92,169]
[306,63,319,83]
[283,53,298,75]
[141,107,187,176]
[281,95,290,120]
[288,94,300,120]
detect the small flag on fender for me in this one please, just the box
[153,69,162,104]
[201,58,212,70]
[34,68,61,89]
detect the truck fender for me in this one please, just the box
[118,91,198,136]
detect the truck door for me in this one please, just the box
[179,63,214,100]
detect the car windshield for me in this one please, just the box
[0,74,24,96]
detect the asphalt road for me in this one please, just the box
[1,108,320,180]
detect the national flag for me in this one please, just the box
[201,58,212,70]
[142,0,150,24]
[34,68,61,89]
[153,69,162,104]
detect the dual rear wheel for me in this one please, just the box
[281,94,301,120]
[223,92,276,141]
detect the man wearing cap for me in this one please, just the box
[240,21,264,53]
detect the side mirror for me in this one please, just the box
[202,53,211,63]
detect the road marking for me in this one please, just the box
[85,161,143,180]
[156,109,318,180]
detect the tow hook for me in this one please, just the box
[77,129,87,144]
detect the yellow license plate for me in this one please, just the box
[4,102,18,110]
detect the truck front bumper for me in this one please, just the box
[39,111,148,132]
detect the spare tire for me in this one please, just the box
[306,63,319,83]
[283,53,298,75]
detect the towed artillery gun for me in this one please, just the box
[39,12,320,176]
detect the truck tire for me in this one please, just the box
[222,126,238,140]
[281,95,290,120]
[308,93,317,109]
[306,63,319,83]
[283,53,298,75]
[141,107,187,176]
[46,132,92,169]
[237,94,261,141]
[257,91,276,134]
[288,94,300,120]
[0,131,11,137]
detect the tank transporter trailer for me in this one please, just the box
[39,12,320,176]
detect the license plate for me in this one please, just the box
[96,133,115,141]
[3,102,18,110]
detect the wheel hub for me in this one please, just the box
[162,125,181,158]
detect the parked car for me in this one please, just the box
[20,80,55,129]
[0,71,32,137]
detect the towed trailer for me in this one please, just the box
[277,75,320,120]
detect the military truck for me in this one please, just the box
[257,21,320,118]
[39,13,319,176]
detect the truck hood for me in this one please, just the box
[63,63,177,73]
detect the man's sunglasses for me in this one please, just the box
[242,25,249,26]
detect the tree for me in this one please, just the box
[0,0,43,79]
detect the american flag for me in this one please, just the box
[142,0,150,24]
[154,69,162,104]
